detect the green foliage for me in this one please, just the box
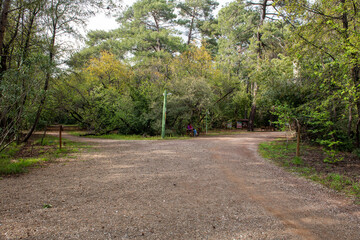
[177,0,219,44]
[116,0,184,58]
[0,158,47,175]
[352,182,360,203]
[292,156,304,165]
[259,140,296,163]
[277,0,360,152]
[0,0,123,152]
[42,204,53,209]
[0,143,22,159]
[326,173,352,191]
[323,149,344,164]
[272,103,295,131]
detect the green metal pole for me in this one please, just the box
[161,89,167,139]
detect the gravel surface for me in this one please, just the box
[1,132,359,239]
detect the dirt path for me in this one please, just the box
[1,132,359,239]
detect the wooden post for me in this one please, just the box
[59,125,63,150]
[296,120,300,157]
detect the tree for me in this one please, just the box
[216,1,258,120]
[0,0,48,150]
[86,51,129,92]
[22,0,122,142]
[0,0,12,75]
[275,0,360,149]
[116,0,184,59]
[0,0,122,151]
[247,0,274,131]
[177,0,218,45]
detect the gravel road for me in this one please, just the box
[1,132,359,239]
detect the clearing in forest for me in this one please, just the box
[1,132,359,239]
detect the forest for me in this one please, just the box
[1,0,360,155]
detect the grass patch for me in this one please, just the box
[292,156,304,165]
[0,143,22,159]
[205,130,246,136]
[0,135,88,176]
[259,140,360,204]
[326,173,351,191]
[70,129,248,139]
[0,157,48,175]
[88,134,188,140]
[258,140,296,163]
[70,132,191,140]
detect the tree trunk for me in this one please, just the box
[249,82,257,131]
[348,104,352,138]
[187,12,195,45]
[0,0,10,74]
[22,30,56,143]
[245,78,249,119]
[249,104,256,131]
[248,0,268,131]
[339,0,360,146]
[22,73,50,143]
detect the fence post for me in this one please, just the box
[59,125,63,150]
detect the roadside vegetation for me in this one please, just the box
[70,132,191,140]
[259,140,360,204]
[0,135,88,176]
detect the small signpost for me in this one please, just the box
[59,125,63,150]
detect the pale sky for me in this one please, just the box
[86,0,234,32]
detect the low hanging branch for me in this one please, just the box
[198,87,236,123]
[214,87,236,105]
